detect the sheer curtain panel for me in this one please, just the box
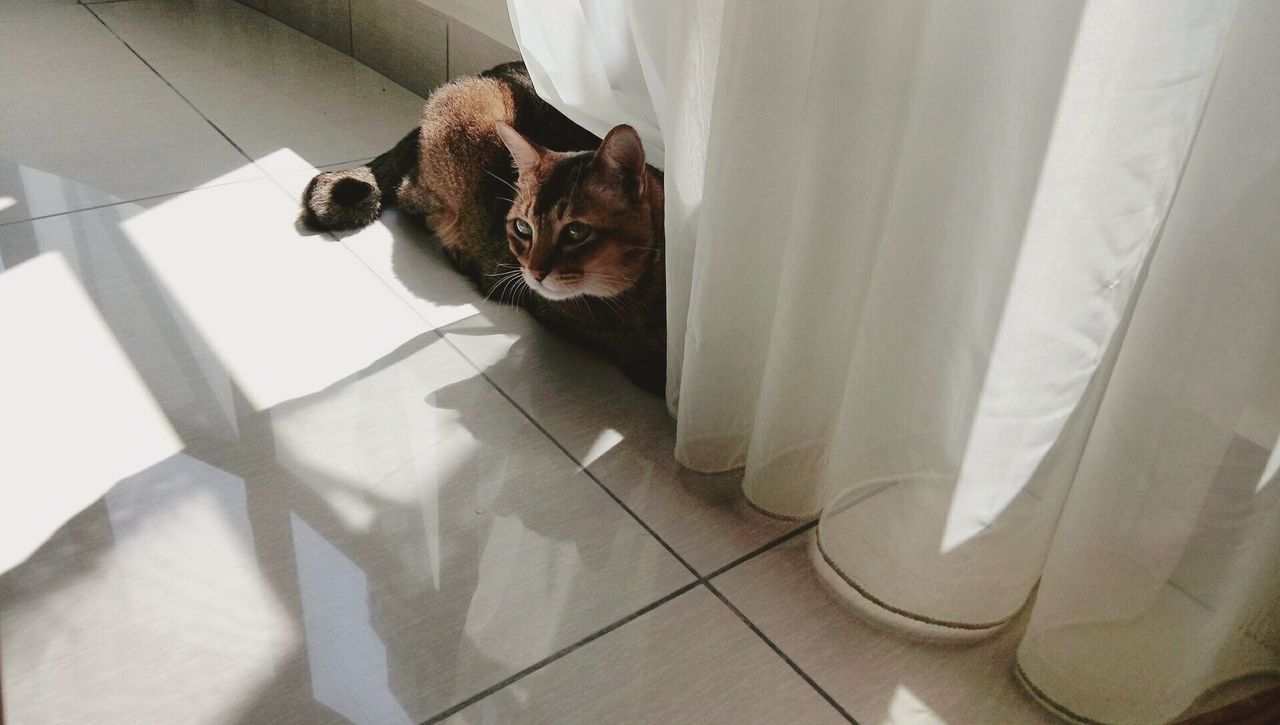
[507,1,1280,722]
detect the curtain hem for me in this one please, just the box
[744,494,819,523]
[1014,662,1110,725]
[809,531,1016,643]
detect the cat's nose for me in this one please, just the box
[528,268,550,282]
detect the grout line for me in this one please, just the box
[420,580,702,724]
[703,581,859,724]
[0,176,262,229]
[431,330,701,581]
[82,4,320,210]
[0,155,371,231]
[83,4,258,168]
[705,519,817,581]
[314,156,377,172]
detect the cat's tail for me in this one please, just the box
[300,128,420,231]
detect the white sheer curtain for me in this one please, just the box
[508,1,1280,722]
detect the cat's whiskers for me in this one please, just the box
[504,274,530,307]
[483,269,524,304]
[487,263,530,308]
[484,264,522,277]
[579,271,651,300]
[600,294,634,321]
[485,168,520,194]
[564,163,585,206]
[571,296,596,324]
[609,295,640,318]
[502,279,525,307]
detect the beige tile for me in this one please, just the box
[448,20,520,80]
[352,0,449,98]
[714,533,1058,725]
[1,340,694,721]
[0,135,691,725]
[0,194,693,719]
[265,0,352,54]
[0,5,259,224]
[444,587,847,724]
[440,304,800,575]
[92,0,425,176]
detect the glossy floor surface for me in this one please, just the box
[1,2,1058,723]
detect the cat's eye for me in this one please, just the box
[563,221,593,244]
[513,218,533,239]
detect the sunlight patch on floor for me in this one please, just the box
[882,685,945,725]
[581,428,625,467]
[117,171,429,410]
[0,252,181,574]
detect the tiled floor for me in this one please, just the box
[1,2,1058,723]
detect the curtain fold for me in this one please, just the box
[508,0,1280,721]
[1014,2,1280,719]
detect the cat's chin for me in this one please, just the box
[522,271,586,301]
[528,284,584,302]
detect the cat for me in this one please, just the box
[301,62,666,393]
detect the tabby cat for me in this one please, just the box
[301,62,666,393]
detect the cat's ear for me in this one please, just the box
[591,125,646,197]
[495,122,544,176]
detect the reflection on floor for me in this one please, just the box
[2,1,1062,723]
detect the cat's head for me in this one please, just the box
[495,123,659,301]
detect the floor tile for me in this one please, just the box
[0,4,259,224]
[443,586,847,725]
[439,304,799,574]
[0,177,431,412]
[91,0,426,177]
[713,533,1056,725]
[0,321,692,724]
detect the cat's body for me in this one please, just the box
[302,62,666,392]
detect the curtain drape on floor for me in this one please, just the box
[507,0,1280,721]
